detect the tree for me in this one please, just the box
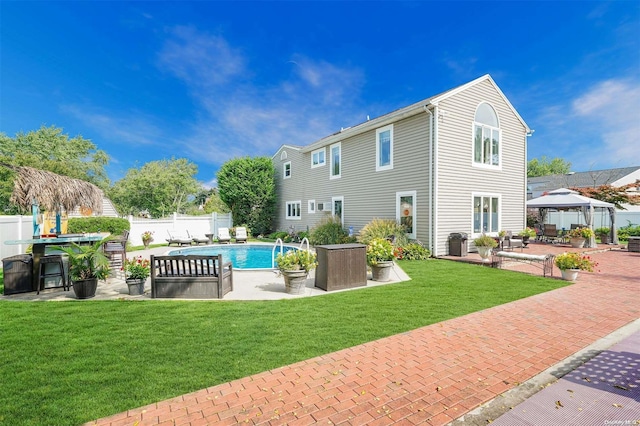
[109,158,201,218]
[572,183,640,210]
[184,188,229,215]
[217,157,276,235]
[527,156,572,177]
[0,126,110,213]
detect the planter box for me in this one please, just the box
[629,237,640,253]
[315,244,367,291]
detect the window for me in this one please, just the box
[283,161,291,179]
[396,191,416,239]
[473,194,500,234]
[308,200,316,214]
[280,151,288,161]
[286,201,301,220]
[330,143,341,179]
[311,148,326,168]
[376,124,393,171]
[473,103,500,167]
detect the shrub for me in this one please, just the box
[268,231,289,241]
[398,242,431,260]
[67,217,130,235]
[357,218,408,246]
[309,216,350,245]
[594,227,610,236]
[366,238,394,266]
[275,249,317,273]
[473,234,498,248]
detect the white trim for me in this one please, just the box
[285,200,302,220]
[283,161,291,179]
[311,148,326,168]
[396,190,417,239]
[376,124,394,172]
[330,142,341,179]
[308,199,316,214]
[471,192,502,236]
[332,196,344,224]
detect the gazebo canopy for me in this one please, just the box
[526,188,617,246]
[4,164,103,214]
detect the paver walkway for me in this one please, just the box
[88,248,639,426]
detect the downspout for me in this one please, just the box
[433,104,440,256]
[424,105,434,255]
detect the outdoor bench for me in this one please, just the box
[493,251,555,277]
[150,254,233,299]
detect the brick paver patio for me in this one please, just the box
[88,245,639,426]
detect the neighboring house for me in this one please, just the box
[272,75,531,256]
[528,166,640,212]
[68,196,120,218]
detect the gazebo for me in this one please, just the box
[2,163,103,235]
[526,188,617,247]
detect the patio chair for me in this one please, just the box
[103,230,129,272]
[234,227,248,243]
[166,230,193,247]
[187,230,209,245]
[217,227,231,244]
[542,224,560,243]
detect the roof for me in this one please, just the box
[274,74,530,155]
[526,188,615,209]
[528,166,640,192]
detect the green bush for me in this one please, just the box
[357,218,408,247]
[398,242,431,260]
[617,224,640,241]
[268,231,289,240]
[67,217,130,235]
[309,216,350,245]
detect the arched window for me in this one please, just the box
[280,151,288,161]
[473,103,500,166]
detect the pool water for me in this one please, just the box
[167,244,297,270]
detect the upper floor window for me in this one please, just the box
[376,124,393,171]
[473,103,500,167]
[283,161,291,179]
[330,142,341,179]
[311,148,326,168]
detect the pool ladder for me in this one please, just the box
[271,237,311,269]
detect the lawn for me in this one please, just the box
[0,260,567,425]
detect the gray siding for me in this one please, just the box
[434,79,527,255]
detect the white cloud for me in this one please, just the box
[571,79,640,165]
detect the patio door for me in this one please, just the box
[332,196,344,224]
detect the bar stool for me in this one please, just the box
[37,255,67,294]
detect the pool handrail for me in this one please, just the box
[299,237,310,252]
[272,238,284,269]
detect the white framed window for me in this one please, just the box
[286,201,301,220]
[472,193,501,235]
[280,151,288,161]
[473,102,501,168]
[332,196,344,224]
[311,148,326,168]
[330,142,341,179]
[376,124,393,171]
[283,161,291,179]
[308,199,316,214]
[396,190,416,239]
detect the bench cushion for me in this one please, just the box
[495,251,548,261]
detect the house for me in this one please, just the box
[272,75,531,256]
[528,166,640,212]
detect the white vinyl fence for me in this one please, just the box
[545,211,640,231]
[0,213,233,266]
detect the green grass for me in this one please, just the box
[0,260,567,425]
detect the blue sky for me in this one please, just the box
[1,1,639,186]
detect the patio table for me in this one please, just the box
[4,235,106,292]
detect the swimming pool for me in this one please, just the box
[167,244,298,270]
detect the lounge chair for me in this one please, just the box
[166,230,192,246]
[217,227,231,244]
[235,226,248,243]
[187,230,209,245]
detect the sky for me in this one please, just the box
[1,1,639,187]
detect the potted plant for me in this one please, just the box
[123,256,150,295]
[275,249,317,294]
[554,252,597,281]
[595,227,611,244]
[567,227,595,248]
[473,234,498,262]
[366,238,395,281]
[141,231,154,250]
[52,237,111,299]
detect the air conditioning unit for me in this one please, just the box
[317,202,332,212]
